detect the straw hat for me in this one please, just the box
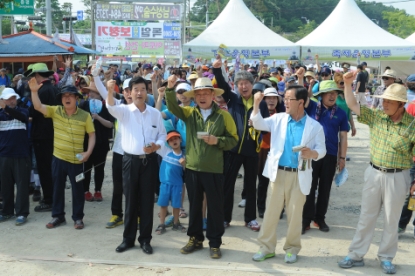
[372,83,407,103]
[381,69,397,79]
[304,70,315,78]
[183,77,224,98]
[188,71,198,80]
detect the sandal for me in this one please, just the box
[179,208,188,218]
[155,224,166,235]
[172,223,187,233]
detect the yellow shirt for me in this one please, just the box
[45,105,95,164]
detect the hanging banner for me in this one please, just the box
[96,39,181,57]
[301,46,415,61]
[95,2,181,21]
[183,46,300,62]
[96,21,181,40]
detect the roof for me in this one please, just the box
[184,0,295,47]
[58,40,98,55]
[296,0,415,47]
[407,32,415,45]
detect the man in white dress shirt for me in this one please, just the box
[250,85,326,264]
[107,76,166,254]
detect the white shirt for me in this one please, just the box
[200,108,212,122]
[107,103,166,155]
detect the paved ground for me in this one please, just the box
[1,117,415,275]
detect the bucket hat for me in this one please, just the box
[381,69,397,79]
[24,63,54,77]
[263,87,281,97]
[183,77,224,98]
[57,85,82,102]
[372,83,407,103]
[313,80,343,96]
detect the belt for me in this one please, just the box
[370,162,402,173]
[124,153,147,159]
[278,166,298,172]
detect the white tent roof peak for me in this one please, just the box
[407,32,415,45]
[296,0,415,47]
[184,0,295,47]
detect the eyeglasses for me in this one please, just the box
[283,98,298,103]
[382,77,389,80]
[321,73,330,77]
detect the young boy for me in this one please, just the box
[156,130,186,234]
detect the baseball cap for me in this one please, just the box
[142,64,152,70]
[166,131,181,141]
[263,87,280,97]
[175,83,191,93]
[286,76,296,83]
[320,67,332,75]
[361,62,367,66]
[123,78,131,89]
[0,88,20,100]
[406,74,415,82]
[269,68,277,73]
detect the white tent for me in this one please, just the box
[296,0,415,70]
[407,32,415,45]
[183,0,299,62]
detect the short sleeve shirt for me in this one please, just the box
[358,105,415,169]
[45,106,95,164]
[356,71,368,92]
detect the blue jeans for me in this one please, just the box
[51,157,84,221]
[398,162,415,229]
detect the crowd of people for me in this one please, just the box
[1,55,415,275]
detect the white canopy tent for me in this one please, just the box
[183,0,299,62]
[407,32,415,45]
[296,0,415,78]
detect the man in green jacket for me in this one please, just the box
[165,75,238,259]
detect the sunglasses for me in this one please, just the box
[382,77,389,81]
[321,73,330,77]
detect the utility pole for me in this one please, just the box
[91,0,96,57]
[46,0,52,35]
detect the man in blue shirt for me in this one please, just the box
[303,80,349,234]
[0,68,11,87]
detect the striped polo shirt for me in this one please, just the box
[45,105,95,164]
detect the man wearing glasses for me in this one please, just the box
[251,85,326,264]
[371,69,396,110]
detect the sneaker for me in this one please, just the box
[180,237,203,254]
[74,220,84,229]
[284,253,297,264]
[94,191,103,202]
[46,217,66,229]
[0,214,14,223]
[398,227,406,234]
[15,216,27,226]
[210,247,222,259]
[34,202,52,212]
[106,215,123,228]
[380,261,396,274]
[338,256,365,268]
[165,215,175,227]
[246,220,260,232]
[224,221,230,228]
[238,199,246,208]
[32,190,41,202]
[203,218,207,231]
[252,252,275,262]
[85,191,94,202]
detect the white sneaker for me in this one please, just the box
[238,199,246,208]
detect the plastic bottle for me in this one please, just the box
[408,192,415,211]
[92,57,102,76]
[76,153,83,161]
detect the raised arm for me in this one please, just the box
[156,87,168,119]
[212,58,235,103]
[343,72,360,116]
[58,57,72,88]
[315,55,321,74]
[165,75,189,122]
[251,92,271,132]
[29,78,48,115]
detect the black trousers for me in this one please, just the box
[223,151,258,223]
[111,152,124,217]
[303,154,338,223]
[398,163,415,229]
[83,146,108,192]
[257,148,270,213]
[186,169,224,248]
[122,153,155,245]
[33,139,54,204]
[0,157,31,217]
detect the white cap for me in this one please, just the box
[144,73,153,81]
[122,78,131,89]
[175,83,192,92]
[0,88,20,100]
[263,87,280,97]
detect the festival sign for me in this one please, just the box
[183,45,300,62]
[95,2,181,21]
[96,21,181,40]
[301,46,415,61]
[96,39,181,57]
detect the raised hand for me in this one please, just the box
[29,78,42,93]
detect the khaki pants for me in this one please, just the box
[257,169,306,255]
[355,92,367,105]
[348,166,410,261]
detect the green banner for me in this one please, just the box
[0,0,35,15]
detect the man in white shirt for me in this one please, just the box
[250,85,326,264]
[106,77,166,254]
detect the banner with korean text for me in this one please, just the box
[96,39,181,57]
[300,46,415,61]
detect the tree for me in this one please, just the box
[81,0,91,19]
[1,17,12,36]
[383,10,415,38]
[35,0,64,31]
[0,0,14,9]
[283,20,319,42]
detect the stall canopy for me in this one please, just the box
[183,0,299,62]
[296,0,415,64]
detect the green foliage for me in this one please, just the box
[383,10,415,38]
[284,20,319,43]
[35,0,64,31]
[72,20,91,34]
[0,0,14,9]
[1,18,12,36]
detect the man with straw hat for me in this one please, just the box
[339,73,415,274]
[25,63,58,213]
[165,75,238,259]
[372,69,397,110]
